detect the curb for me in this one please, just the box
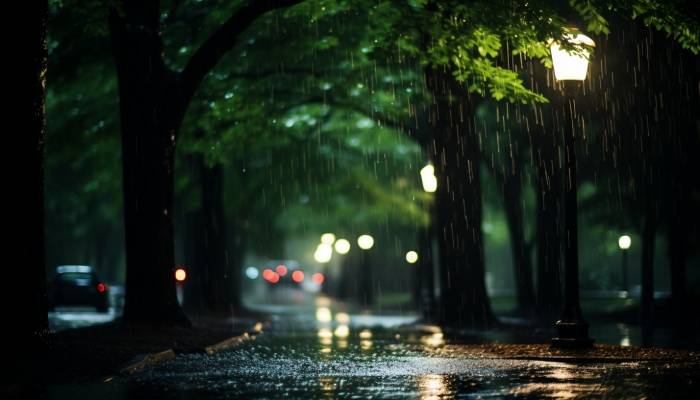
[119,349,177,374]
[103,348,178,381]
[204,332,254,355]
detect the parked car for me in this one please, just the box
[48,265,109,313]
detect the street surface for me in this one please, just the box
[46,292,700,399]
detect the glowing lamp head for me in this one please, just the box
[405,251,418,264]
[357,234,374,250]
[174,267,187,282]
[550,29,595,81]
[314,243,333,263]
[420,164,437,193]
[334,238,351,254]
[618,235,632,250]
[321,233,336,245]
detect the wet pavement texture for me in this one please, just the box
[47,301,700,399]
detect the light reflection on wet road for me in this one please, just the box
[47,299,700,399]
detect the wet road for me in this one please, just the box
[47,298,700,399]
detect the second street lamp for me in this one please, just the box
[550,28,595,348]
[618,235,632,293]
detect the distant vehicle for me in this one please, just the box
[48,265,109,313]
[258,260,324,292]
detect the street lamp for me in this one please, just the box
[419,163,437,320]
[357,234,374,307]
[550,28,595,348]
[618,235,631,293]
[420,164,437,193]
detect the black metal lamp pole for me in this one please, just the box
[551,81,594,348]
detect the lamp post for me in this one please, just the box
[618,235,631,293]
[419,164,437,320]
[550,28,595,348]
[357,234,374,308]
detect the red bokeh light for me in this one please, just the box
[262,268,275,281]
[96,283,107,293]
[268,272,280,283]
[276,264,288,276]
[292,270,304,283]
[312,272,324,285]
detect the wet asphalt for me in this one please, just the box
[45,297,700,399]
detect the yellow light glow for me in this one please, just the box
[321,233,336,245]
[405,251,419,264]
[334,324,349,338]
[359,329,372,339]
[314,243,333,263]
[420,164,437,193]
[618,235,631,250]
[420,332,445,347]
[335,312,350,324]
[357,234,374,250]
[174,268,187,282]
[317,328,333,338]
[316,307,332,323]
[334,238,351,254]
[550,29,595,81]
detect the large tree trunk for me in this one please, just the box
[502,167,536,315]
[199,158,235,312]
[534,112,563,323]
[109,6,189,326]
[640,193,656,325]
[9,0,49,353]
[426,66,494,329]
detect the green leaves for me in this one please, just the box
[570,0,611,35]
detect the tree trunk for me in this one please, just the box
[426,66,494,329]
[9,0,49,352]
[502,167,536,315]
[534,113,563,323]
[110,7,189,326]
[199,158,235,312]
[641,194,656,325]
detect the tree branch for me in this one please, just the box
[179,0,303,106]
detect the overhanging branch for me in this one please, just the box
[179,0,303,105]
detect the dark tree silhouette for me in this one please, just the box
[108,0,302,325]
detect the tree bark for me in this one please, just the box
[199,157,235,312]
[9,0,49,354]
[5,2,50,389]
[641,193,656,325]
[502,166,536,315]
[425,66,494,329]
[109,4,189,325]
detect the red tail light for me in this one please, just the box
[97,283,107,293]
[312,272,324,285]
[292,270,304,283]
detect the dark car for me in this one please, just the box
[48,265,109,313]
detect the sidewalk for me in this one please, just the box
[38,313,265,385]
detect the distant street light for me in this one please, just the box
[550,28,595,348]
[358,234,374,307]
[419,163,437,320]
[618,235,632,293]
[334,238,351,254]
[174,266,187,306]
[314,243,333,263]
[405,251,419,264]
[357,234,374,250]
[420,164,437,193]
[321,233,336,245]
